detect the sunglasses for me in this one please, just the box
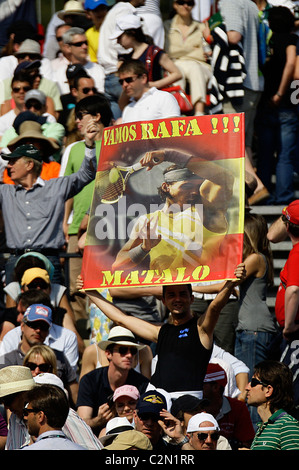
[25,100,42,111]
[56,36,63,42]
[114,346,138,356]
[75,110,91,120]
[26,362,52,373]
[82,87,97,94]
[12,86,31,93]
[17,53,41,60]
[71,40,88,47]
[176,0,195,5]
[138,412,160,422]
[250,377,268,388]
[24,321,49,332]
[118,75,140,85]
[23,407,40,417]
[197,432,219,442]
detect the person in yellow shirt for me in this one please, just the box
[84,0,109,63]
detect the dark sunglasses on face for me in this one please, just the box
[176,0,195,5]
[25,100,42,111]
[197,432,219,442]
[250,377,268,388]
[75,110,91,120]
[23,407,40,417]
[115,346,138,356]
[27,279,49,290]
[17,53,41,60]
[12,86,31,93]
[71,40,88,47]
[26,362,52,373]
[82,87,97,94]
[118,75,140,85]
[24,321,49,332]
[56,36,63,42]
[138,413,160,422]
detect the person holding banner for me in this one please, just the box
[112,148,234,274]
[76,263,246,399]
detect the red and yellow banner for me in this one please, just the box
[81,113,245,289]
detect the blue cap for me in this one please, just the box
[137,391,167,416]
[23,304,52,327]
[84,0,108,9]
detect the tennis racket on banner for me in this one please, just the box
[95,158,159,204]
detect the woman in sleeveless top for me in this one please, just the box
[234,213,277,428]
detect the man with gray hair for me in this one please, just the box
[60,27,105,94]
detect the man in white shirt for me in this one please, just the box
[97,0,145,119]
[57,27,105,95]
[118,58,180,123]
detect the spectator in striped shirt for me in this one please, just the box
[245,360,299,450]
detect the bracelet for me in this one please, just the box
[276,92,283,98]
[85,143,95,149]
[176,436,189,447]
[129,244,149,264]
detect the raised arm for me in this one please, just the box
[77,275,160,343]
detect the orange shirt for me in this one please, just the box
[3,161,61,184]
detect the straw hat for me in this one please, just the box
[7,121,60,158]
[105,430,153,451]
[57,1,86,20]
[98,326,145,351]
[0,366,35,398]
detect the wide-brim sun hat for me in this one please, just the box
[98,326,145,351]
[0,366,35,398]
[7,121,60,158]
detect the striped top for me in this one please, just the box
[251,409,299,450]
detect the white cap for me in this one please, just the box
[110,13,142,40]
[187,412,220,433]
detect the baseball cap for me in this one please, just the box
[105,430,152,450]
[21,268,50,287]
[204,362,228,388]
[25,89,46,106]
[22,304,52,327]
[137,390,167,416]
[110,13,142,40]
[84,0,108,9]
[187,412,220,433]
[282,200,299,225]
[113,384,140,402]
[1,144,43,162]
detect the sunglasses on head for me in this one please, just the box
[12,86,31,93]
[71,40,88,47]
[115,346,138,356]
[26,362,52,373]
[197,432,219,441]
[118,75,141,85]
[250,377,268,388]
[176,0,195,6]
[82,87,97,94]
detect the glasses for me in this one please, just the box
[23,407,40,417]
[26,362,52,373]
[12,86,31,93]
[118,75,140,85]
[17,53,41,60]
[27,280,49,290]
[71,40,88,47]
[250,377,268,388]
[197,432,219,442]
[81,87,97,94]
[176,0,195,5]
[75,110,91,120]
[25,100,42,111]
[56,36,63,42]
[24,321,49,332]
[114,346,138,356]
[138,413,160,422]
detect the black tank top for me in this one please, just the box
[151,317,212,392]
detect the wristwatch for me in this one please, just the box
[177,436,189,447]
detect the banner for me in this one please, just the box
[81,113,245,289]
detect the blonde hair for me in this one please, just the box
[23,344,58,375]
